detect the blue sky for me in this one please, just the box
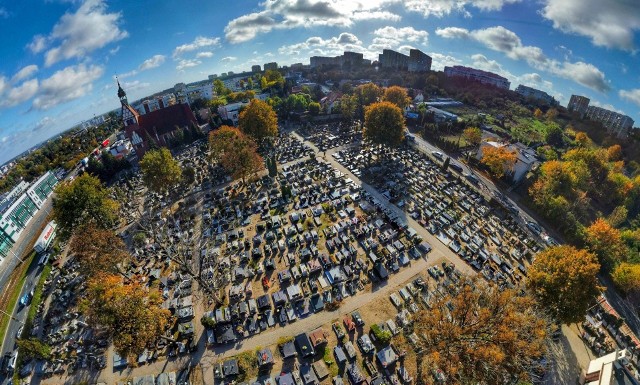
[0,0,639,165]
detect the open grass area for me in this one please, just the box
[0,251,36,346]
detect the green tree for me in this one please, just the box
[16,338,51,361]
[527,245,603,324]
[462,126,482,148]
[238,99,278,140]
[354,83,382,121]
[308,102,321,116]
[52,174,119,240]
[611,262,640,293]
[214,79,229,96]
[363,101,405,148]
[182,166,196,186]
[382,86,410,109]
[139,148,182,194]
[545,123,564,147]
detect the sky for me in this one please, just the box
[0,0,639,165]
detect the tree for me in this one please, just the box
[82,274,171,359]
[533,108,543,119]
[545,108,559,121]
[308,102,321,116]
[363,102,405,148]
[584,218,629,267]
[214,79,229,96]
[209,126,263,183]
[16,338,51,361]
[607,144,622,161]
[139,148,182,194]
[611,262,640,293]
[575,132,591,147]
[527,245,603,324]
[182,166,196,186]
[69,222,129,277]
[382,86,410,109]
[354,83,382,121]
[238,99,278,140]
[462,126,482,148]
[544,123,564,147]
[480,146,517,178]
[52,174,119,240]
[414,278,548,385]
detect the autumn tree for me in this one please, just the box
[209,126,263,183]
[363,101,405,148]
[414,278,548,384]
[462,126,482,148]
[575,132,591,147]
[53,174,119,240]
[545,108,559,121]
[82,274,171,359]
[533,108,543,119]
[382,86,410,109]
[527,245,603,324]
[139,148,182,194]
[611,263,640,293]
[238,99,278,140]
[607,144,622,161]
[584,218,629,267]
[308,101,321,116]
[480,146,517,178]
[69,222,129,277]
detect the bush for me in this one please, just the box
[370,324,392,345]
[200,316,216,329]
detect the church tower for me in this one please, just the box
[117,78,140,128]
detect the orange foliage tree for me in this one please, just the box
[480,146,517,178]
[414,278,548,384]
[238,99,278,140]
[382,86,410,109]
[209,126,263,183]
[585,218,629,267]
[527,245,603,324]
[69,222,129,277]
[82,274,171,359]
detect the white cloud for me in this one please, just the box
[176,59,202,71]
[139,54,166,70]
[27,35,48,54]
[173,36,220,58]
[11,65,38,83]
[2,79,39,107]
[619,89,640,107]
[41,0,128,66]
[429,52,462,71]
[542,0,640,51]
[32,63,104,110]
[369,26,428,52]
[220,56,237,63]
[403,0,520,18]
[436,25,610,92]
[33,116,55,132]
[224,0,403,44]
[109,46,120,55]
[121,80,150,93]
[196,52,214,59]
[278,32,365,57]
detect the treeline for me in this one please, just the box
[0,114,118,193]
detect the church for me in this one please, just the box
[118,80,198,159]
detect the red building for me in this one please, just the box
[118,80,197,159]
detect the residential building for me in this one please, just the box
[217,93,270,125]
[567,94,591,118]
[408,49,432,72]
[378,49,432,72]
[118,80,198,159]
[310,51,365,69]
[264,62,278,71]
[586,105,634,138]
[208,74,218,81]
[580,349,638,385]
[320,92,342,114]
[477,140,538,183]
[444,65,510,89]
[252,65,262,73]
[515,85,558,106]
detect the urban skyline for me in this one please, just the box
[0,0,639,164]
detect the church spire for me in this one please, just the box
[116,76,127,104]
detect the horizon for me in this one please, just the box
[0,0,639,165]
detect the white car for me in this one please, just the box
[431,151,443,159]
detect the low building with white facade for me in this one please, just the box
[477,140,538,183]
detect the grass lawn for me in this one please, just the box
[321,345,339,377]
[0,251,36,345]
